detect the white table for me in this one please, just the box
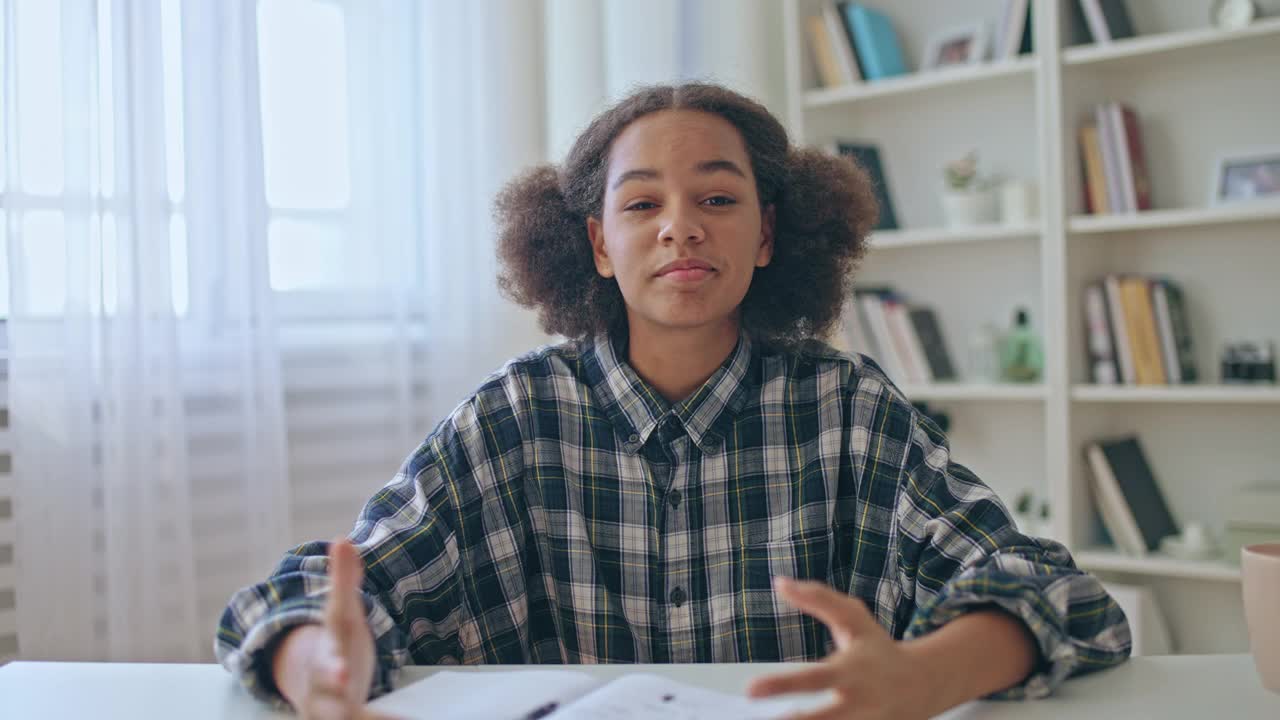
[1,654,1276,718]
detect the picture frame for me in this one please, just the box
[921,22,987,71]
[1210,148,1280,205]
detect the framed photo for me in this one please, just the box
[922,22,987,70]
[1211,148,1280,205]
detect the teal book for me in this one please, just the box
[841,4,907,80]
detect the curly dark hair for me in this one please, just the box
[495,82,878,349]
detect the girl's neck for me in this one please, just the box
[625,316,741,404]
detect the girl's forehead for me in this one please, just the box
[607,110,751,177]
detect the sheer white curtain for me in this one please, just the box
[1,0,780,664]
[4,0,287,661]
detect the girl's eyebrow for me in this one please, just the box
[611,159,747,190]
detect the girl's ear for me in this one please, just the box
[588,217,614,278]
[755,204,776,268]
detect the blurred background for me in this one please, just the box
[0,0,1277,666]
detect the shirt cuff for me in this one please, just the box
[904,577,1082,700]
[218,594,405,707]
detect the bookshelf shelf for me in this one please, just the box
[1071,385,1280,404]
[785,0,1278,656]
[1075,549,1242,583]
[803,56,1036,109]
[900,383,1047,402]
[870,223,1040,250]
[1062,16,1280,67]
[1067,202,1280,234]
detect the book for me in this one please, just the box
[856,289,908,382]
[1078,0,1136,43]
[841,4,907,81]
[823,2,862,83]
[1085,436,1180,555]
[1158,279,1199,383]
[1119,276,1166,384]
[1151,282,1180,384]
[367,669,822,719]
[1095,104,1127,213]
[833,141,898,230]
[885,299,929,384]
[908,308,957,381]
[1078,122,1110,214]
[805,15,846,88]
[1103,275,1136,384]
[1117,104,1153,211]
[995,0,1029,60]
[1083,281,1119,385]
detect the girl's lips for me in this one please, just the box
[660,268,715,282]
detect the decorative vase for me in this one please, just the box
[940,188,998,227]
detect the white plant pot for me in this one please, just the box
[941,188,999,227]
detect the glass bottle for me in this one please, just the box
[1000,307,1044,383]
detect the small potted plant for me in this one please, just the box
[940,150,998,227]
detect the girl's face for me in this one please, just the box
[588,110,774,339]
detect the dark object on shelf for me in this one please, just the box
[834,142,898,230]
[1072,0,1136,44]
[1220,341,1277,383]
[911,402,950,433]
[1085,436,1180,555]
[908,308,957,381]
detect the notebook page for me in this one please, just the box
[546,672,830,720]
[366,669,599,720]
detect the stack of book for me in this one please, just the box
[1078,102,1153,214]
[840,287,956,386]
[805,2,907,87]
[1082,275,1197,386]
[1085,435,1180,557]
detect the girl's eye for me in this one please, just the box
[624,201,657,212]
[704,196,736,207]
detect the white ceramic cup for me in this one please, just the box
[1242,542,1280,693]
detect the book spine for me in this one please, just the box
[893,303,934,384]
[1163,282,1199,383]
[1084,282,1119,385]
[1079,123,1110,214]
[1110,102,1139,213]
[884,300,927,384]
[1120,276,1167,385]
[1120,105,1153,211]
[858,292,907,382]
[823,2,862,83]
[1086,442,1148,556]
[1152,282,1180,384]
[846,5,905,80]
[1081,0,1112,43]
[1104,274,1135,384]
[1095,104,1126,213]
[806,16,845,88]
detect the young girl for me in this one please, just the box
[217,83,1130,719]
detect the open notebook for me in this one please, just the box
[367,669,829,720]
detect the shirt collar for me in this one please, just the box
[587,328,756,455]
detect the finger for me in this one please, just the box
[747,663,841,698]
[357,710,409,720]
[309,654,349,696]
[303,691,357,720]
[774,577,879,643]
[326,538,365,632]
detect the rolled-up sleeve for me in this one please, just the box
[894,413,1132,699]
[214,438,467,707]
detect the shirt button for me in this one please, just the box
[669,587,686,608]
[668,490,682,509]
[627,433,640,444]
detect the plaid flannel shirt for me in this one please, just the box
[216,330,1130,706]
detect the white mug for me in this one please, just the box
[1242,542,1280,693]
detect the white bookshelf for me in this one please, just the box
[871,223,1040,250]
[784,0,1279,655]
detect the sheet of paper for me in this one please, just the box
[546,673,831,720]
[367,669,600,720]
